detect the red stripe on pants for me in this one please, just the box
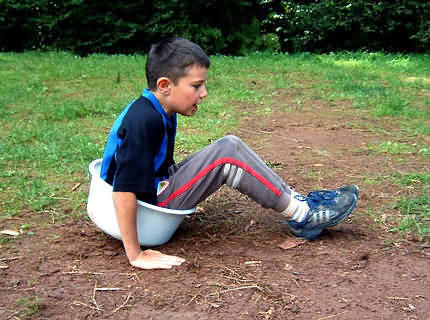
[157,157,281,207]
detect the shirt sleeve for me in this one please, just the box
[112,106,164,204]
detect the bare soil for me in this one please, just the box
[1,94,430,320]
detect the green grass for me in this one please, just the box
[15,295,40,317]
[367,141,430,156]
[391,171,430,239]
[392,172,430,186]
[391,194,430,240]
[1,51,429,239]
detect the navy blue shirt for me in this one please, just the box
[103,95,175,204]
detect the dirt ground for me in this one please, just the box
[1,92,430,319]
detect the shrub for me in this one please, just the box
[0,0,263,55]
[261,0,430,53]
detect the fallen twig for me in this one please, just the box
[0,256,22,262]
[49,195,69,200]
[72,300,102,311]
[237,128,272,136]
[95,287,121,291]
[0,287,35,291]
[110,293,132,314]
[63,271,104,275]
[217,264,243,279]
[185,294,200,306]
[206,285,263,297]
[91,281,103,311]
[71,183,81,191]
[386,296,409,300]
[0,230,20,236]
[318,311,346,320]
[222,275,255,282]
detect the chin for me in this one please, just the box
[179,111,194,117]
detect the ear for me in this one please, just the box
[156,77,171,95]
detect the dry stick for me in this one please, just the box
[386,296,409,300]
[218,264,243,279]
[95,288,121,291]
[237,128,272,136]
[71,183,81,191]
[63,271,104,276]
[254,293,262,304]
[0,287,35,291]
[317,311,346,320]
[206,285,263,297]
[110,293,132,315]
[6,310,20,320]
[72,301,101,311]
[185,294,200,306]
[91,281,103,311]
[0,256,22,262]
[222,275,255,282]
[207,281,232,288]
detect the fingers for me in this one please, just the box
[129,250,186,270]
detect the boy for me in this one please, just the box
[100,38,359,270]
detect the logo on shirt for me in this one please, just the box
[157,180,169,196]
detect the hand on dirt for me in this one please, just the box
[129,249,185,270]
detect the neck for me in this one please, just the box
[152,90,173,116]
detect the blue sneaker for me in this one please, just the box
[287,185,359,240]
[338,184,360,197]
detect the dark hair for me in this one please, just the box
[145,38,210,90]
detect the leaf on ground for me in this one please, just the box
[278,238,307,250]
[0,230,20,236]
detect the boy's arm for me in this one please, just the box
[112,191,185,269]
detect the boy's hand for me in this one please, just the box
[112,192,185,270]
[130,249,185,269]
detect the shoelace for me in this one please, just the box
[294,190,337,210]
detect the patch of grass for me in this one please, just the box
[313,53,430,140]
[367,141,430,156]
[391,194,430,240]
[399,119,430,136]
[391,170,430,239]
[15,295,40,317]
[361,174,387,186]
[392,172,430,186]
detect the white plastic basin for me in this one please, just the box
[87,159,195,247]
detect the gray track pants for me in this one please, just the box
[157,135,293,212]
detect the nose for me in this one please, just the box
[200,84,208,99]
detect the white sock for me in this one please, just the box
[281,194,309,223]
[290,190,299,198]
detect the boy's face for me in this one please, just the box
[162,65,208,116]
